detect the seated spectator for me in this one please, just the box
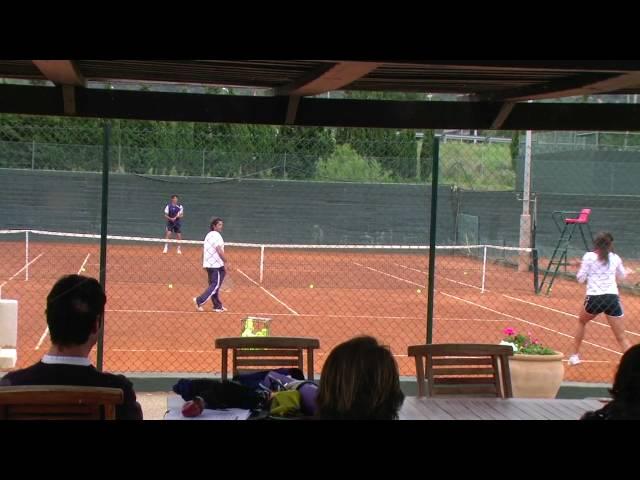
[582,344,640,420]
[316,336,404,420]
[0,274,142,420]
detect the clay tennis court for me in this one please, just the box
[2,234,639,384]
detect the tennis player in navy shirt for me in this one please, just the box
[163,195,184,254]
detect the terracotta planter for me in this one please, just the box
[508,352,565,398]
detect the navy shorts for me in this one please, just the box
[167,222,182,234]
[584,294,623,317]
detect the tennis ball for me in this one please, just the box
[309,284,314,289]
[168,284,173,289]
[81,268,86,272]
[417,289,421,293]
[463,271,468,275]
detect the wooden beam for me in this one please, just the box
[490,102,515,129]
[62,85,76,115]
[3,84,640,131]
[276,62,381,96]
[32,60,86,87]
[285,96,300,125]
[377,60,640,72]
[479,72,640,102]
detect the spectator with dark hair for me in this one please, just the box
[316,336,404,420]
[0,275,143,420]
[582,344,640,420]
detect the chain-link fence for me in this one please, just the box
[2,115,639,387]
[0,115,519,187]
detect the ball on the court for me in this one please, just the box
[309,284,314,289]
[416,289,421,293]
[463,271,468,275]
[81,268,86,272]
[168,284,173,289]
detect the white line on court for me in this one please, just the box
[111,348,216,354]
[353,262,425,288]
[235,268,299,315]
[106,349,610,364]
[104,307,506,323]
[562,359,612,364]
[393,262,483,291]
[0,253,45,295]
[441,291,623,356]
[78,253,91,274]
[36,253,91,350]
[503,294,640,338]
[361,259,624,357]
[107,308,415,320]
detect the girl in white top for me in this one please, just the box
[569,232,633,365]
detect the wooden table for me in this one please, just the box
[164,394,253,420]
[399,397,604,420]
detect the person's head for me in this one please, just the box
[316,336,404,420]
[210,217,224,232]
[170,195,179,205]
[594,231,614,264]
[610,344,640,404]
[46,275,106,348]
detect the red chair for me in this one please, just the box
[564,208,591,225]
[539,208,594,295]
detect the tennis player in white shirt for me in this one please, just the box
[569,232,634,365]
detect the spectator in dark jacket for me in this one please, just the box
[1,274,142,420]
[582,344,640,420]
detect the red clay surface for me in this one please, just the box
[3,240,639,384]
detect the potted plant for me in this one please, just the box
[500,327,565,398]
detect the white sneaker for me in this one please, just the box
[568,354,582,365]
[214,307,227,313]
[177,248,182,255]
[163,245,168,254]
[193,298,203,312]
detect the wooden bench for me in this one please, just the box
[0,385,124,420]
[407,343,513,398]
[215,336,320,381]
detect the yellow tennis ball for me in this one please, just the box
[417,289,421,293]
[168,284,173,289]
[463,271,468,275]
[81,268,86,272]
[309,284,314,288]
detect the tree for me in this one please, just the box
[510,131,521,171]
[418,130,435,181]
[335,91,424,180]
[275,126,335,179]
[315,144,391,182]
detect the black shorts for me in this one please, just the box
[167,222,181,234]
[584,294,623,317]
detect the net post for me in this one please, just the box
[426,137,440,344]
[25,230,29,281]
[259,245,265,283]
[532,247,540,294]
[481,245,487,293]
[97,121,111,372]
[519,129,533,272]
